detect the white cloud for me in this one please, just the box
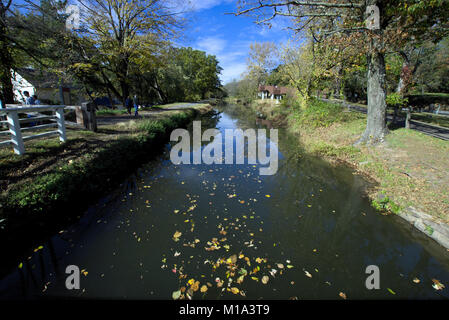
[194,35,249,83]
[220,62,247,83]
[196,36,227,56]
[190,0,233,11]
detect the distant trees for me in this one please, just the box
[246,42,277,87]
[135,47,223,104]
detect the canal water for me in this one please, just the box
[1,104,449,300]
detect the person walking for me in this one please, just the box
[33,95,41,105]
[133,95,139,117]
[23,91,35,105]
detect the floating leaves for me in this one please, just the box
[173,231,182,242]
[172,290,181,300]
[262,275,269,284]
[432,279,445,291]
[230,287,239,294]
[339,292,347,300]
[387,288,396,295]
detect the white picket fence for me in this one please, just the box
[0,105,67,155]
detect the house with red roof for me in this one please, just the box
[258,85,291,103]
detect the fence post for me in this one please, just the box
[55,107,67,143]
[405,107,411,129]
[7,110,25,155]
[81,102,97,132]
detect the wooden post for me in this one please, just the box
[7,110,25,155]
[405,107,411,129]
[55,107,67,143]
[82,102,97,132]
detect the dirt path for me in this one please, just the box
[96,103,200,126]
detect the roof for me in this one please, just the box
[258,85,290,95]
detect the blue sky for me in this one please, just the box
[179,1,294,84]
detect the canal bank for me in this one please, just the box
[245,98,449,250]
[0,105,214,277]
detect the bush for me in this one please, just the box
[295,99,360,128]
[406,93,449,107]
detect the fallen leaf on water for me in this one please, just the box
[387,288,396,295]
[339,292,347,300]
[287,265,294,269]
[265,195,271,198]
[304,271,312,278]
[173,231,182,241]
[200,285,208,293]
[432,279,445,291]
[262,276,269,284]
[277,263,284,269]
[191,281,200,292]
[174,210,180,214]
[412,278,420,284]
[187,279,195,286]
[230,287,239,294]
[172,290,181,300]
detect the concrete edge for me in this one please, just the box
[398,207,449,250]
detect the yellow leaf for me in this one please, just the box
[200,285,208,293]
[230,287,239,294]
[191,281,200,292]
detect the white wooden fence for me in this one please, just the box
[0,105,67,155]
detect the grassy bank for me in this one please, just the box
[0,105,212,276]
[249,98,449,224]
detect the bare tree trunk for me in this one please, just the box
[356,49,388,144]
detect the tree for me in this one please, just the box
[235,0,449,144]
[0,0,14,103]
[246,42,277,87]
[75,0,184,107]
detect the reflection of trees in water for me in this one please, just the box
[10,237,61,298]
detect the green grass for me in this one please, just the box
[293,99,364,128]
[410,113,449,128]
[96,109,128,116]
